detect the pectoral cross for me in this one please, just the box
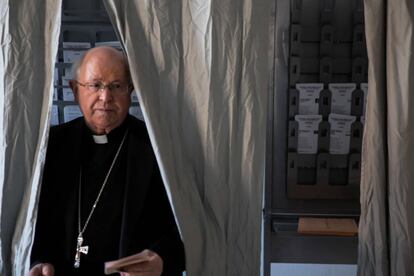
[74,234,89,268]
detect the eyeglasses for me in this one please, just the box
[74,80,129,94]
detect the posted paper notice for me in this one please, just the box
[296,83,323,115]
[95,41,122,50]
[131,90,138,102]
[63,50,87,64]
[329,113,356,154]
[63,88,75,101]
[62,75,71,87]
[62,42,91,63]
[54,68,58,85]
[295,115,323,154]
[360,83,368,115]
[51,105,59,126]
[62,42,91,50]
[129,106,144,121]
[53,88,58,101]
[63,105,82,123]
[329,83,356,115]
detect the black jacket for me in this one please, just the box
[31,115,185,275]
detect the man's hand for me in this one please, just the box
[108,249,163,276]
[28,263,54,276]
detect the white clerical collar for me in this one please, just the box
[92,134,108,144]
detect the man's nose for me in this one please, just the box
[98,87,113,102]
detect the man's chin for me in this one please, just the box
[87,118,117,133]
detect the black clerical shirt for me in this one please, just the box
[71,119,129,274]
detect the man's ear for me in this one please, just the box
[128,83,134,94]
[69,80,79,103]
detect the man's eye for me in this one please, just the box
[92,83,101,88]
[111,83,122,89]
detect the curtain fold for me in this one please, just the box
[359,0,414,275]
[0,1,61,275]
[104,1,270,275]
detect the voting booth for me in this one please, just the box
[56,0,364,275]
[4,0,414,275]
[264,0,365,274]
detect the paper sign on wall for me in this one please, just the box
[54,68,58,85]
[296,83,323,115]
[53,88,58,101]
[63,88,75,101]
[329,83,356,115]
[129,106,144,121]
[95,41,122,50]
[329,113,356,154]
[62,75,71,86]
[51,105,59,126]
[62,42,91,63]
[131,90,139,103]
[63,105,82,123]
[360,83,368,115]
[62,42,91,49]
[63,50,87,64]
[295,115,323,154]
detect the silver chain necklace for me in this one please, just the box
[74,129,129,268]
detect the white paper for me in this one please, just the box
[54,68,58,85]
[53,88,58,101]
[62,88,75,101]
[104,251,152,275]
[296,83,324,115]
[360,83,368,115]
[51,105,59,126]
[62,42,90,63]
[295,115,323,154]
[95,41,123,50]
[62,42,91,49]
[129,106,144,121]
[62,74,71,86]
[63,50,87,64]
[63,105,82,123]
[329,113,356,154]
[329,83,356,115]
[131,90,138,102]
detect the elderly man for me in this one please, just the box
[29,46,185,276]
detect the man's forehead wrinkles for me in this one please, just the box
[81,69,125,82]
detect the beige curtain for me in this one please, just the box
[104,1,271,275]
[359,0,414,275]
[0,1,61,275]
